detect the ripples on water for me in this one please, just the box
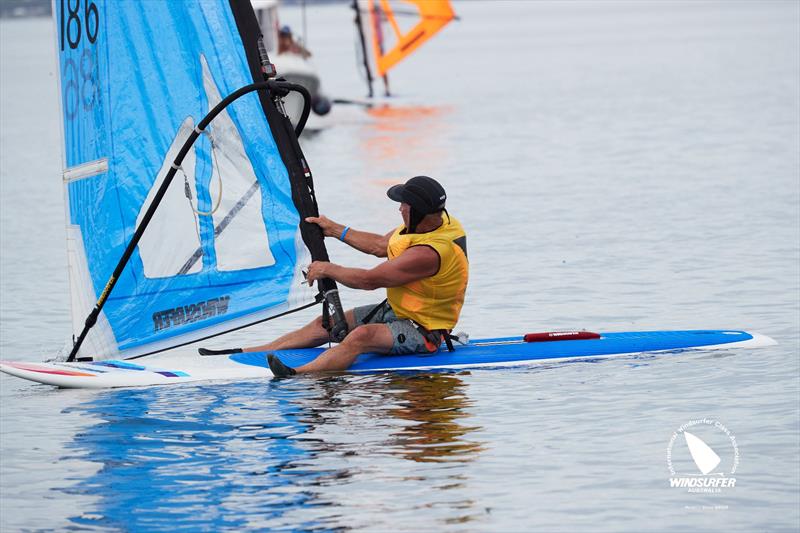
[1,1,799,531]
[58,373,484,531]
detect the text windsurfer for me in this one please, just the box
[201,176,468,377]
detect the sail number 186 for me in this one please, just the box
[60,0,99,51]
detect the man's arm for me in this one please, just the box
[306,215,390,258]
[306,246,439,290]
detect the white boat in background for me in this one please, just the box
[251,0,331,118]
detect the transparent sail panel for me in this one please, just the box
[200,57,276,272]
[136,118,203,279]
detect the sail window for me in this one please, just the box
[201,56,275,272]
[136,118,203,278]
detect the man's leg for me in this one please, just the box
[243,309,358,352]
[270,323,394,375]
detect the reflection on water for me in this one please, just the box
[387,373,483,464]
[62,382,333,530]
[361,105,453,176]
[61,372,483,530]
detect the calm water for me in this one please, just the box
[1,2,799,531]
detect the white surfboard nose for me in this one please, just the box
[753,332,777,346]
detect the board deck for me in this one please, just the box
[0,330,777,389]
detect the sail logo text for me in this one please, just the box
[153,296,231,332]
[666,418,739,494]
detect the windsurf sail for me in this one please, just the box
[353,0,456,96]
[54,0,345,361]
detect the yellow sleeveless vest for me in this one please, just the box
[386,214,468,330]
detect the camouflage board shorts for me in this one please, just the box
[352,301,441,355]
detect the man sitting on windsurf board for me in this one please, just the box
[201,176,468,377]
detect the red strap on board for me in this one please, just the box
[523,331,601,343]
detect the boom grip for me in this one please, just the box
[269,80,311,137]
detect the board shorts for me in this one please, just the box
[352,301,442,355]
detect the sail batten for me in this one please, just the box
[55,1,322,360]
[63,158,109,183]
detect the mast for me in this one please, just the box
[352,0,374,98]
[370,0,391,96]
[229,0,350,343]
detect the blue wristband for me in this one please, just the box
[339,226,350,242]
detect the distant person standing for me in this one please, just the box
[277,25,311,58]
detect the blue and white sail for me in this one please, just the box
[55,0,317,359]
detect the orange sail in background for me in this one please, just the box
[365,0,456,77]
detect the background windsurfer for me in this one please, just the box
[204,176,469,377]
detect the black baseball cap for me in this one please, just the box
[386,176,447,214]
